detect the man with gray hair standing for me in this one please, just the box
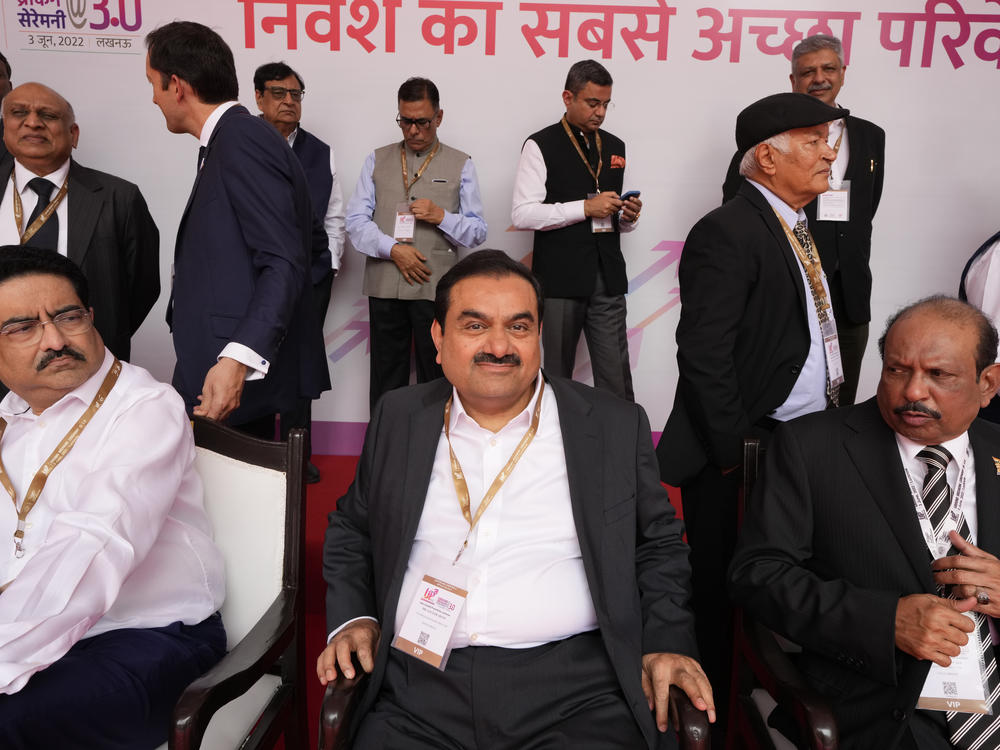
[659,92,845,743]
[724,33,886,406]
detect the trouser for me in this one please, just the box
[0,612,226,750]
[542,271,634,402]
[368,297,442,410]
[354,630,664,749]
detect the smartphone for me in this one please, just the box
[621,190,641,201]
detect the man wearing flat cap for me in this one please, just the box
[656,92,844,742]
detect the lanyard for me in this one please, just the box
[13,175,69,245]
[773,211,829,303]
[400,141,440,194]
[0,358,121,558]
[560,116,602,191]
[903,445,972,559]
[444,380,544,564]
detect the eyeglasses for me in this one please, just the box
[265,86,305,102]
[0,308,93,346]
[578,97,614,112]
[396,114,438,130]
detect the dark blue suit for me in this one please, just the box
[169,105,330,424]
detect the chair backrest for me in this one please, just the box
[192,417,305,649]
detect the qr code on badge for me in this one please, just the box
[944,681,958,697]
[417,631,430,646]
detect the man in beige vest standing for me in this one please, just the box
[346,77,487,410]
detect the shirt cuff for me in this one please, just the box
[219,343,268,380]
[377,233,397,260]
[438,211,458,237]
[328,615,379,643]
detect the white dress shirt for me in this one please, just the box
[0,158,71,253]
[748,180,833,421]
[286,127,346,272]
[0,351,225,693]
[345,148,487,259]
[828,116,850,189]
[199,101,268,380]
[964,240,1000,372]
[511,136,639,232]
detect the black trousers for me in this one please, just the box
[0,613,226,750]
[354,630,665,749]
[368,297,442,410]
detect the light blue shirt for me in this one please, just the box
[346,150,487,259]
[747,180,832,421]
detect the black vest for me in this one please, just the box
[291,125,334,284]
[529,121,627,298]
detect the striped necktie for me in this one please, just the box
[917,445,953,536]
[791,220,839,407]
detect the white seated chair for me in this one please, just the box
[155,416,307,750]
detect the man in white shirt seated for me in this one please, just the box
[318,249,713,749]
[0,247,226,749]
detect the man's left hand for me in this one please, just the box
[641,652,716,732]
[621,196,642,223]
[194,357,248,421]
[410,199,445,225]
[933,530,1000,617]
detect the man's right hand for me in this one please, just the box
[316,619,381,686]
[390,244,431,285]
[894,593,976,667]
[583,191,623,219]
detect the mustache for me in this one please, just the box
[37,347,86,371]
[894,401,941,420]
[808,82,833,92]
[473,352,521,366]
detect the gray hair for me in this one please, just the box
[738,132,791,177]
[791,34,844,70]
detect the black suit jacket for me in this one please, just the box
[0,157,160,361]
[323,375,698,749]
[723,115,885,326]
[169,105,330,423]
[730,399,1000,749]
[658,181,811,485]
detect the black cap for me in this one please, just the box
[735,93,846,153]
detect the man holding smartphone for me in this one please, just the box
[511,59,641,402]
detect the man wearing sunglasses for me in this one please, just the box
[254,61,345,482]
[346,77,487,411]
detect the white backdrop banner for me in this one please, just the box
[1,0,996,453]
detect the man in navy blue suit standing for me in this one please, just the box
[143,21,329,435]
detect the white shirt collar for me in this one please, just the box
[199,101,240,147]
[449,373,544,434]
[894,430,970,465]
[13,157,70,195]
[747,179,806,229]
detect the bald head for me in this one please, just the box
[3,82,79,176]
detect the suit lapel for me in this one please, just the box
[844,403,937,591]
[65,161,99,267]
[842,116,863,181]
[549,377,607,610]
[969,420,1000,555]
[741,182,809,315]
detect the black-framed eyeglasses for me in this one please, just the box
[265,86,305,102]
[396,114,437,130]
[0,308,93,345]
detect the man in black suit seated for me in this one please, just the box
[732,296,1000,750]
[723,33,885,406]
[318,249,713,749]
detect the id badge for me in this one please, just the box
[392,557,469,671]
[394,201,416,242]
[918,613,993,714]
[816,180,850,222]
[588,193,614,233]
[822,328,845,389]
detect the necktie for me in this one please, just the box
[24,177,57,250]
[915,446,1000,747]
[917,445,953,537]
[791,220,840,407]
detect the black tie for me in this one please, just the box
[917,445,953,537]
[24,177,57,250]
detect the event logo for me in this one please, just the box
[422,586,439,600]
[15,0,145,53]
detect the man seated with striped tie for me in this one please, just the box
[731,295,1000,750]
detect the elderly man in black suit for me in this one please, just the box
[724,33,886,406]
[0,82,159,362]
[658,91,846,742]
[732,296,1000,750]
[318,250,714,749]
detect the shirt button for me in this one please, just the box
[489,438,497,447]
[470,633,479,641]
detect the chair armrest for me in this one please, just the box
[744,618,838,750]
[319,670,368,750]
[670,684,710,749]
[170,588,297,750]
